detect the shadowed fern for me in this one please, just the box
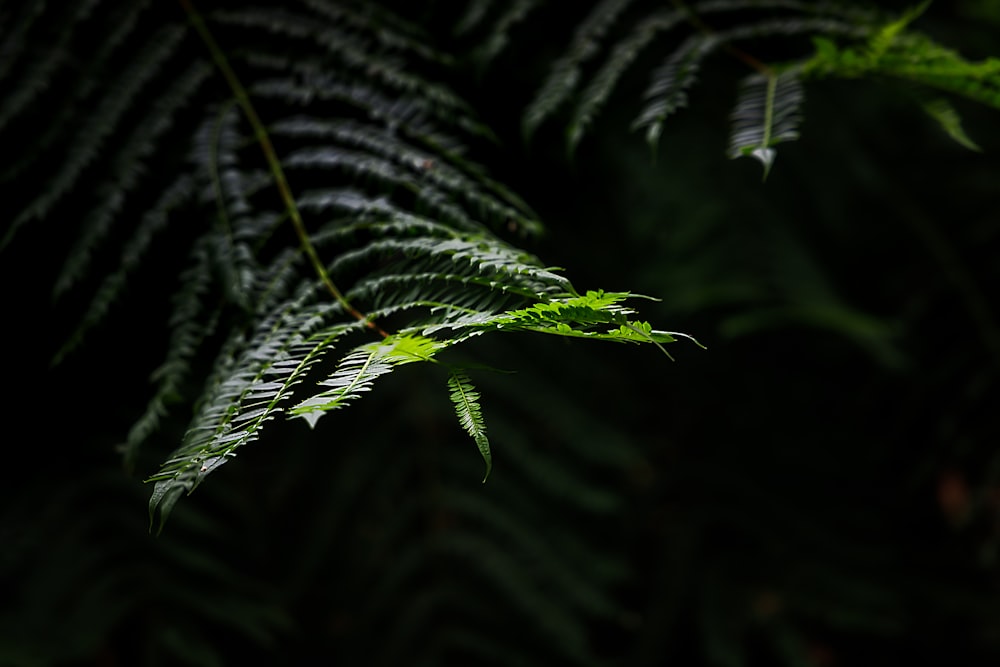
[5,1,1000,666]
[727,67,805,179]
[472,0,1000,172]
[446,368,492,481]
[1,0,688,528]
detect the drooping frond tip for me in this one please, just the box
[728,69,804,181]
[447,369,492,482]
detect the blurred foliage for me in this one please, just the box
[4,1,1000,666]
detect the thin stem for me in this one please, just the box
[179,0,388,337]
[670,0,771,74]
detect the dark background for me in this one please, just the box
[3,1,1000,665]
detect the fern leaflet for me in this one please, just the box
[727,69,805,179]
[447,369,492,482]
[523,0,636,141]
[921,97,982,152]
[147,306,361,530]
[290,334,448,427]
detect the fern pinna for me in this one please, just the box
[459,0,1000,174]
[1,0,688,527]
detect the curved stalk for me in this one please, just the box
[179,0,388,337]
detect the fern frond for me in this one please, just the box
[148,304,360,529]
[8,2,1000,665]
[803,25,1000,111]
[209,230,259,313]
[53,175,197,366]
[570,9,688,153]
[299,0,450,65]
[214,8,466,113]
[470,0,545,66]
[199,103,264,222]
[631,16,855,153]
[0,1,47,83]
[183,329,642,666]
[524,0,1000,169]
[325,235,573,298]
[53,63,212,299]
[454,0,496,37]
[428,290,692,354]
[284,146,491,233]
[447,369,492,481]
[627,29,711,153]
[3,24,188,251]
[297,189,461,238]
[122,239,219,467]
[245,53,495,143]
[271,117,539,233]
[289,333,447,428]
[0,1,104,132]
[523,0,637,140]
[867,0,930,61]
[920,97,982,152]
[0,2,157,187]
[348,272,540,323]
[8,0,683,523]
[727,68,805,179]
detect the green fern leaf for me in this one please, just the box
[921,97,982,151]
[0,2,103,132]
[470,0,543,66]
[637,17,850,157]
[567,8,682,149]
[523,0,636,141]
[299,0,448,65]
[3,24,187,251]
[53,175,197,365]
[215,8,467,113]
[6,1,688,526]
[248,63,495,143]
[436,289,695,351]
[147,304,361,530]
[326,235,573,298]
[290,334,447,428]
[281,143,528,236]
[546,3,860,153]
[0,2,145,183]
[51,63,211,299]
[271,117,539,234]
[447,369,492,482]
[727,69,804,179]
[631,31,713,152]
[454,0,495,36]
[867,0,930,62]
[802,6,1000,111]
[122,237,219,466]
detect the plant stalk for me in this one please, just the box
[179,0,388,337]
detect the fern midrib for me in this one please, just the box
[180,0,388,337]
[762,71,777,150]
